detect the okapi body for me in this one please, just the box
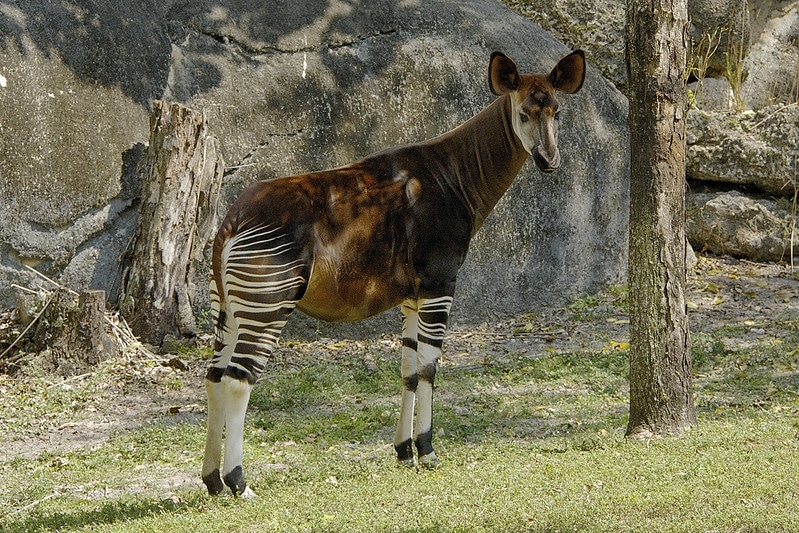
[202,50,586,497]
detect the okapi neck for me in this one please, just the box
[420,94,530,234]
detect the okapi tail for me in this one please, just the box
[210,212,240,357]
[211,212,239,313]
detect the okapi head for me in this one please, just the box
[489,49,586,172]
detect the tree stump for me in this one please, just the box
[119,101,224,347]
[32,289,118,376]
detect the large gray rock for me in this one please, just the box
[0,0,629,334]
[0,1,169,301]
[687,105,799,195]
[742,1,799,109]
[687,191,797,261]
[688,0,750,79]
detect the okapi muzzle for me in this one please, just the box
[202,49,586,498]
[489,50,586,172]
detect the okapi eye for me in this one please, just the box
[519,113,530,123]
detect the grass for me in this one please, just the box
[1,307,798,532]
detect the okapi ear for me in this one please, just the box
[489,51,521,95]
[548,49,586,94]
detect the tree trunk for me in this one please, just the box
[119,101,223,347]
[626,0,697,437]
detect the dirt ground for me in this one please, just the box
[1,255,797,464]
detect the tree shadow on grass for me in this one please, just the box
[2,496,202,533]
[691,332,799,419]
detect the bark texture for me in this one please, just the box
[31,289,118,376]
[626,0,698,436]
[119,101,223,346]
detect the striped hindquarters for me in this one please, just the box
[211,224,310,383]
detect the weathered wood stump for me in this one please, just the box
[119,101,224,347]
[32,289,118,376]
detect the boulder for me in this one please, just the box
[687,105,799,195]
[0,0,630,333]
[165,0,630,328]
[687,190,797,261]
[687,0,750,79]
[501,0,627,88]
[0,0,169,304]
[742,1,799,110]
[688,77,735,111]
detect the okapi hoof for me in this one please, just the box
[397,456,416,469]
[202,469,225,496]
[223,466,254,498]
[418,452,441,469]
[395,439,416,469]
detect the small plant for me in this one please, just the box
[724,5,749,112]
[687,26,724,105]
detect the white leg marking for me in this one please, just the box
[413,296,452,469]
[222,375,254,489]
[202,379,225,479]
[395,300,418,465]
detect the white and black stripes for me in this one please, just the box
[217,225,308,383]
[202,224,309,497]
[416,296,453,348]
[394,296,453,468]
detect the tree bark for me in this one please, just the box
[32,289,118,376]
[626,0,697,436]
[119,101,223,347]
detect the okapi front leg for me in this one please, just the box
[395,300,419,467]
[413,295,453,469]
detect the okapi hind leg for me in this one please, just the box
[219,298,302,498]
[217,313,299,498]
[202,367,227,495]
[221,370,258,499]
[206,224,310,497]
[202,282,233,495]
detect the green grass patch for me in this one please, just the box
[2,324,798,532]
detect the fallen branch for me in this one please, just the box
[0,290,56,362]
[1,491,60,519]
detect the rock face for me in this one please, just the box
[743,1,799,110]
[687,105,799,195]
[503,0,798,262]
[0,0,628,331]
[687,191,797,261]
[0,0,170,308]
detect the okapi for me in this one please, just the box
[202,50,586,497]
